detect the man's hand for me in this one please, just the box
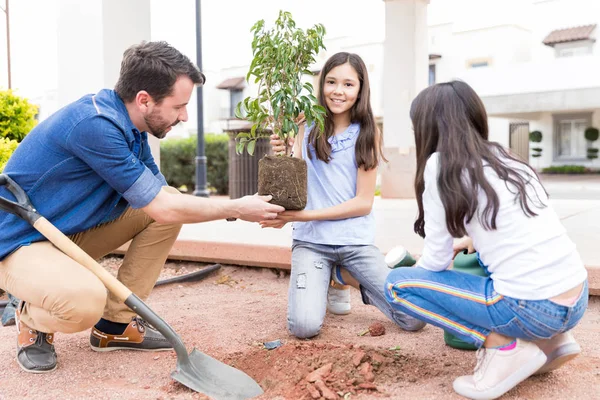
[233,195,284,222]
[453,236,475,257]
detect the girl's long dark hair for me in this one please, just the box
[411,80,547,238]
[308,52,385,170]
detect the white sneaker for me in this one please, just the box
[327,286,351,315]
[534,332,581,375]
[453,339,547,400]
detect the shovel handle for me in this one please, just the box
[0,174,132,302]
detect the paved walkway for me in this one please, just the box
[117,175,600,294]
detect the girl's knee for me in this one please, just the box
[401,317,427,332]
[288,317,322,339]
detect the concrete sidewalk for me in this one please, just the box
[119,195,600,296]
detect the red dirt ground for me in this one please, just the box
[0,259,598,399]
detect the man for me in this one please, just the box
[0,41,283,373]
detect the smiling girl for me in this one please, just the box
[263,52,425,338]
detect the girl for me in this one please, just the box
[262,52,425,338]
[385,81,588,400]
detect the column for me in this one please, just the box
[380,0,429,198]
[56,0,160,165]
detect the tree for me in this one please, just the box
[0,89,38,142]
[235,11,327,209]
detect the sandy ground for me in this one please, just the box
[0,259,598,400]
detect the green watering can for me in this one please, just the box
[385,246,488,351]
[444,251,489,351]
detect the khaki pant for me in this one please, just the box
[0,190,182,333]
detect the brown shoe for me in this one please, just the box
[16,302,57,373]
[90,316,173,352]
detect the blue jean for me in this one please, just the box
[288,240,426,338]
[385,266,588,347]
[1,292,19,326]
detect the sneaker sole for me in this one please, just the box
[453,349,547,400]
[90,345,173,353]
[327,307,352,315]
[534,343,581,375]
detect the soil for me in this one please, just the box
[258,155,307,210]
[0,258,598,400]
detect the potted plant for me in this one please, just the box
[234,11,327,210]
[529,130,543,168]
[585,127,599,163]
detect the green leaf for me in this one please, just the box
[247,140,256,156]
[234,102,245,120]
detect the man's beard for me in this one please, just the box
[144,111,179,139]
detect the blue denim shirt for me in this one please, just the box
[0,89,166,260]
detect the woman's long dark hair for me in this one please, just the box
[308,52,385,170]
[411,80,546,238]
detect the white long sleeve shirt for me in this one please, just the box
[417,153,587,300]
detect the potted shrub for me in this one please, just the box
[529,130,542,168]
[235,11,327,210]
[585,127,599,163]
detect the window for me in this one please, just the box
[554,113,592,160]
[556,44,592,58]
[428,64,436,86]
[469,61,488,68]
[230,90,244,118]
[466,58,491,69]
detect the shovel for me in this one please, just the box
[0,174,263,400]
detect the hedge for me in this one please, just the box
[160,133,229,195]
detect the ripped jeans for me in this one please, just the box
[288,240,426,338]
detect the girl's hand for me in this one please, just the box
[269,134,295,156]
[295,113,306,125]
[453,236,475,257]
[259,210,312,228]
[259,219,287,229]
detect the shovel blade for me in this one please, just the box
[172,348,263,400]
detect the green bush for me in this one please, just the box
[529,130,542,143]
[160,133,229,195]
[205,133,229,195]
[542,165,589,174]
[0,137,18,172]
[0,90,38,142]
[585,127,599,142]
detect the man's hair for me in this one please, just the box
[114,41,205,103]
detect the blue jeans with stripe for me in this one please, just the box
[384,266,588,347]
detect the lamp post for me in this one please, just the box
[193,0,209,197]
[0,0,10,89]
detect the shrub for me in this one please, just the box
[0,90,38,142]
[160,134,229,195]
[585,127,599,161]
[529,130,542,159]
[542,165,588,174]
[204,134,229,195]
[0,137,18,172]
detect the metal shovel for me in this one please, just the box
[0,174,263,400]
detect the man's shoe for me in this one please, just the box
[90,316,173,352]
[534,332,581,375]
[453,339,546,400]
[327,286,352,315]
[16,302,57,373]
